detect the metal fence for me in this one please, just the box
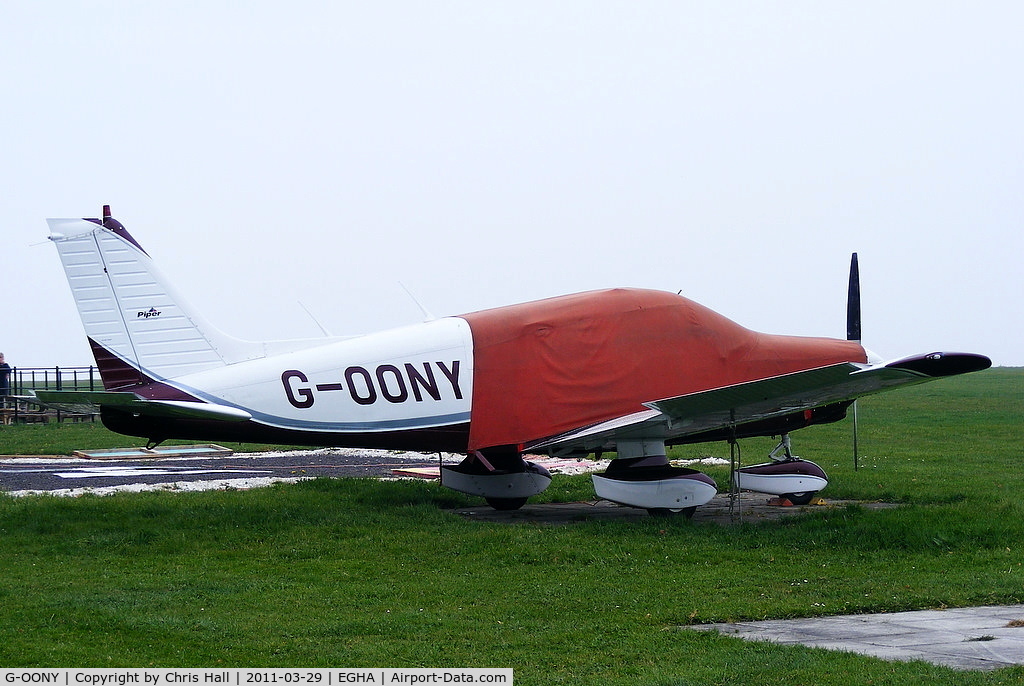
[6,366,99,394]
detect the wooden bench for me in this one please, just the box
[0,398,95,424]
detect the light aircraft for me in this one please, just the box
[37,207,991,514]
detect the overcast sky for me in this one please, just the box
[3,2,1021,370]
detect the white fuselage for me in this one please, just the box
[166,317,475,435]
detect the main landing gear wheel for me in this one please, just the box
[646,507,697,519]
[592,450,717,515]
[783,492,815,506]
[486,497,529,511]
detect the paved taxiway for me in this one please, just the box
[3,448,1021,672]
[0,448,446,496]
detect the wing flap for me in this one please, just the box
[34,390,252,422]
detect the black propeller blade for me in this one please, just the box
[847,252,861,343]
[847,253,862,470]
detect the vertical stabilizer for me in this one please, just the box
[48,208,260,387]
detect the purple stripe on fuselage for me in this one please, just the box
[87,337,200,402]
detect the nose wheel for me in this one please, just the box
[781,491,816,506]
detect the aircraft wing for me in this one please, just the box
[33,390,252,422]
[528,351,990,454]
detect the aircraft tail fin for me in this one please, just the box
[48,206,260,389]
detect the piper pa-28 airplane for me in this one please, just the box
[37,207,991,514]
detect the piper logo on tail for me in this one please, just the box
[137,307,162,318]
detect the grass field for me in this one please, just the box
[0,368,1022,684]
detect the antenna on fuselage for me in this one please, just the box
[399,281,436,322]
[298,301,333,337]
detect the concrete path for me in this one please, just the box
[692,604,1024,671]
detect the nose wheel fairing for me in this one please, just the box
[733,460,828,504]
[734,434,829,504]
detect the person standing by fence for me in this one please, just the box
[0,352,10,397]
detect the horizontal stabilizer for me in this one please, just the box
[34,390,252,422]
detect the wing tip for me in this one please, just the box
[885,352,992,377]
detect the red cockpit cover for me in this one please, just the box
[462,288,865,451]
